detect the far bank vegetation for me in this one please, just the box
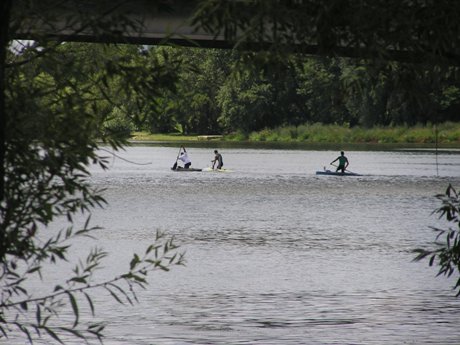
[25,43,460,142]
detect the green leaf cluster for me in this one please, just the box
[414,185,460,295]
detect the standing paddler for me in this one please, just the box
[211,150,223,170]
[331,151,349,173]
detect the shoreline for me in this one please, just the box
[127,139,460,151]
[129,123,460,148]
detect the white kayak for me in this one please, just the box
[202,167,232,173]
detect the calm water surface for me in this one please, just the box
[38,147,460,345]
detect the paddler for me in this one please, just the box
[331,151,349,173]
[211,150,223,170]
[177,146,192,169]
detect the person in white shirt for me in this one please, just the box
[177,146,192,169]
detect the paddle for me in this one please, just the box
[331,163,356,174]
[171,146,182,170]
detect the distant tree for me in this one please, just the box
[164,47,232,134]
[216,52,303,133]
[217,67,275,132]
[295,57,348,125]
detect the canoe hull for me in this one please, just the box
[316,170,361,176]
[171,168,202,172]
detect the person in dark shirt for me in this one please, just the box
[212,150,223,170]
[331,151,349,173]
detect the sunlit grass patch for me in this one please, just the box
[243,122,460,144]
[130,132,199,141]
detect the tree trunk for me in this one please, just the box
[0,0,12,202]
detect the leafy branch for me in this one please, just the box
[0,229,184,344]
[414,184,460,295]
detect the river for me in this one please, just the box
[36,145,460,345]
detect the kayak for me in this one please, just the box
[202,167,232,172]
[171,167,202,172]
[171,167,232,172]
[316,170,361,176]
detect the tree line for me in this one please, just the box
[28,43,459,136]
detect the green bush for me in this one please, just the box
[232,122,460,144]
[225,131,249,141]
[249,128,272,141]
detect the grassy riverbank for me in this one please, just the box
[131,132,198,141]
[131,122,460,145]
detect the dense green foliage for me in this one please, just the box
[40,45,460,136]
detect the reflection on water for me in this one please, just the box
[35,147,460,345]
